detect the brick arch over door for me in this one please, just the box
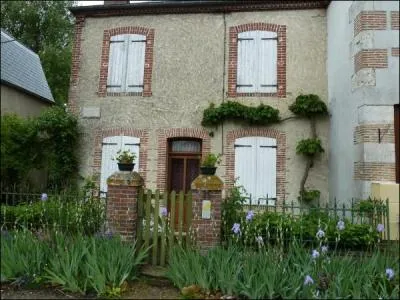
[156,128,211,191]
[227,22,286,98]
[98,26,155,97]
[92,128,149,185]
[225,128,287,202]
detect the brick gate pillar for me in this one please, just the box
[191,174,224,252]
[106,171,144,241]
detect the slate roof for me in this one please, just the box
[1,29,54,103]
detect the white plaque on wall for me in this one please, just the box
[201,200,211,219]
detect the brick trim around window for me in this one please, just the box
[156,128,211,191]
[92,128,150,186]
[225,128,287,203]
[98,27,155,97]
[227,23,287,98]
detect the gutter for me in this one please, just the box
[69,0,331,16]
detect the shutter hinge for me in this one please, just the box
[236,84,253,87]
[131,40,146,43]
[234,145,252,148]
[259,145,277,148]
[102,143,118,146]
[261,37,278,40]
[125,143,140,146]
[127,85,144,88]
[238,38,254,41]
[260,84,278,87]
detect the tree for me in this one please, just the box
[1,1,74,105]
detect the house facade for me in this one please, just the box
[1,29,54,117]
[69,0,332,204]
[327,1,399,204]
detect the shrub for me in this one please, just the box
[225,209,380,250]
[0,107,80,189]
[0,197,105,234]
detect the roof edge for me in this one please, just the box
[1,80,55,105]
[69,1,331,17]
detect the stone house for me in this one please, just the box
[1,29,54,117]
[69,0,331,205]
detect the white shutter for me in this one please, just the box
[107,35,128,93]
[100,136,121,193]
[237,31,257,93]
[258,31,277,93]
[126,34,146,93]
[100,135,141,193]
[255,137,277,205]
[122,136,140,172]
[234,137,257,204]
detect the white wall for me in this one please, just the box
[327,1,399,203]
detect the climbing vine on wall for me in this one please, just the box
[201,94,328,203]
[289,94,328,202]
[201,101,280,127]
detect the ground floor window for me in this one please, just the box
[100,135,140,193]
[234,136,277,205]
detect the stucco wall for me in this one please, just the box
[75,9,329,203]
[328,1,399,204]
[1,84,51,117]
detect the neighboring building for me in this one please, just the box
[327,1,399,203]
[69,0,331,204]
[1,29,54,117]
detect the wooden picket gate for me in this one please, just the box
[136,189,193,266]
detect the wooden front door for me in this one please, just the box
[167,139,201,225]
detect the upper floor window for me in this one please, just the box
[98,27,154,97]
[107,34,146,93]
[227,23,286,98]
[237,31,277,93]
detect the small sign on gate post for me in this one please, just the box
[201,200,211,219]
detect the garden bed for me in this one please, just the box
[1,279,180,299]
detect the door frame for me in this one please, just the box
[167,138,202,192]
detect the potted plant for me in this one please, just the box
[200,153,221,175]
[113,149,137,172]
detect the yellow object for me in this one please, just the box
[371,182,400,241]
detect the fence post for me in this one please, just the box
[106,171,144,242]
[191,174,223,253]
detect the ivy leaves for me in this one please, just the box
[289,94,328,118]
[202,101,280,127]
[296,138,324,157]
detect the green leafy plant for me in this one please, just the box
[167,244,399,299]
[1,107,80,190]
[298,189,321,202]
[202,101,280,127]
[113,149,137,164]
[296,138,324,157]
[289,94,328,118]
[201,153,221,167]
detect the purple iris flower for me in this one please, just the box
[377,224,384,233]
[304,275,314,285]
[160,207,168,217]
[246,210,255,221]
[232,223,241,235]
[41,193,48,201]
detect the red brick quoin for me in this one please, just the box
[92,128,149,186]
[224,128,287,203]
[227,23,287,98]
[98,27,155,97]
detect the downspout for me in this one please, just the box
[221,11,227,155]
